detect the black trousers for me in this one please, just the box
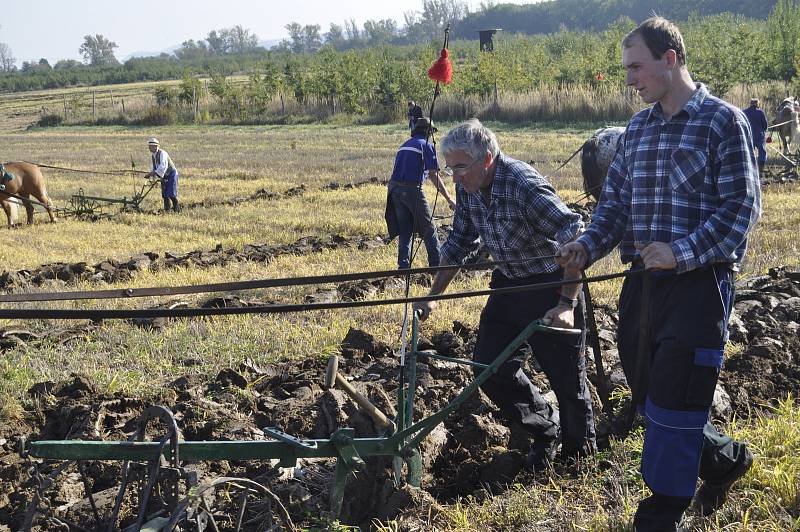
[472,269,596,455]
[618,265,751,531]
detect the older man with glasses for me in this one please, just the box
[414,118,596,471]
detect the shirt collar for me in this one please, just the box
[649,82,708,122]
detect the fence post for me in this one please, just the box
[63,93,68,120]
[92,90,96,122]
[110,89,114,109]
[193,83,197,122]
[121,98,126,115]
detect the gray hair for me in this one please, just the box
[440,119,500,160]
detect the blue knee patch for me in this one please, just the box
[642,399,708,497]
[694,348,723,368]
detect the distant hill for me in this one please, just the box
[453,0,776,38]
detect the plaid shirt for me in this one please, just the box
[578,84,761,273]
[441,153,583,279]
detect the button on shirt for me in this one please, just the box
[578,84,761,274]
[441,153,583,279]
[391,134,438,184]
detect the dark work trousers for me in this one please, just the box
[161,169,179,212]
[617,265,751,531]
[473,269,596,456]
[388,182,440,269]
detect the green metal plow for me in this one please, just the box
[23,315,579,530]
[57,179,161,220]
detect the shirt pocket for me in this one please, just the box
[669,148,707,194]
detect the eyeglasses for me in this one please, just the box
[442,157,481,177]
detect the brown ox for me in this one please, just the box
[0,161,56,227]
[774,98,800,155]
[580,126,625,201]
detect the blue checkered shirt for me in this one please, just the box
[441,153,583,279]
[578,84,761,273]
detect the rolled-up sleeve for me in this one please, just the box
[523,181,583,245]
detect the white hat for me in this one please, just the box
[147,137,160,146]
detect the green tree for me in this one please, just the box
[79,34,119,66]
[303,25,323,53]
[206,30,227,55]
[227,25,260,54]
[175,40,208,61]
[0,43,16,72]
[766,0,800,80]
[285,22,305,53]
[324,23,347,49]
[363,19,399,46]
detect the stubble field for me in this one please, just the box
[0,114,799,531]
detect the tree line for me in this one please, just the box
[7,0,800,128]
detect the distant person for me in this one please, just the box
[386,117,455,270]
[742,98,768,175]
[407,100,423,131]
[144,137,180,213]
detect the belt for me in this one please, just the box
[389,181,421,188]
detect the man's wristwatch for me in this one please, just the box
[559,294,579,308]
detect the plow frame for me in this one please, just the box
[23,316,579,529]
[57,179,161,220]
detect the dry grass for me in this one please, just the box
[1,123,796,393]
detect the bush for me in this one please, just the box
[153,86,177,107]
[36,113,63,127]
[136,106,176,126]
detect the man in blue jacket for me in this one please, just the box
[742,98,768,175]
[386,117,455,269]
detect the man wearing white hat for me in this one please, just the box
[145,137,180,212]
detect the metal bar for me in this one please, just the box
[26,438,395,461]
[582,279,613,423]
[396,319,580,451]
[0,271,635,320]
[329,459,349,519]
[72,194,133,205]
[262,427,319,450]
[0,259,535,303]
[416,351,489,369]
[405,312,420,427]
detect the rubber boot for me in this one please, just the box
[163,198,170,212]
[171,198,180,213]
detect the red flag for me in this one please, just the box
[428,48,453,84]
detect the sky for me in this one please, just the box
[1,0,545,66]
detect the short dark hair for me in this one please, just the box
[623,16,686,67]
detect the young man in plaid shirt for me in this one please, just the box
[556,17,761,531]
[414,118,596,471]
